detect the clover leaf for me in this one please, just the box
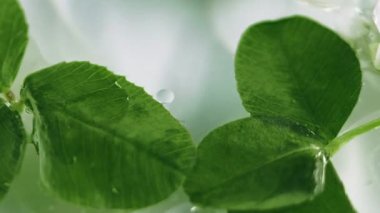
[0,98,26,200]
[229,163,355,213]
[184,16,362,211]
[1,0,379,212]
[0,0,27,92]
[21,62,196,209]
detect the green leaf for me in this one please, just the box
[185,16,362,211]
[235,16,361,140]
[21,62,196,209]
[0,0,28,92]
[229,163,356,213]
[184,117,327,211]
[0,98,26,200]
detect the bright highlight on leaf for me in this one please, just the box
[184,16,361,211]
[21,62,196,209]
[0,0,28,92]
[185,117,327,210]
[229,164,356,213]
[0,0,376,211]
[0,98,26,200]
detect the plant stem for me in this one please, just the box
[2,90,24,113]
[10,100,25,113]
[4,90,15,103]
[326,117,380,156]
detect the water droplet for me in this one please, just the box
[112,187,119,194]
[313,151,327,194]
[191,206,200,212]
[114,81,122,88]
[73,156,77,163]
[156,89,175,104]
[190,206,225,213]
[306,130,317,137]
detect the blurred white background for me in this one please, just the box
[1,0,380,212]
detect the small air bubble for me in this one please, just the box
[313,151,327,194]
[190,206,224,213]
[112,187,119,194]
[156,89,175,104]
[114,81,122,88]
[190,206,199,212]
[73,156,77,163]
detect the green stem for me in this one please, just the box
[4,90,15,103]
[2,90,25,113]
[10,100,25,113]
[326,117,380,156]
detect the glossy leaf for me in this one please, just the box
[235,16,361,140]
[185,16,362,211]
[229,164,356,213]
[0,98,26,200]
[0,0,28,92]
[184,117,327,211]
[22,62,196,209]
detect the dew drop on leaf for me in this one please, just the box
[112,187,119,194]
[313,150,328,194]
[190,206,225,213]
[114,81,122,88]
[191,206,200,212]
[72,156,77,163]
[156,89,175,104]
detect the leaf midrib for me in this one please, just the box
[27,91,185,175]
[275,28,325,138]
[189,145,321,199]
